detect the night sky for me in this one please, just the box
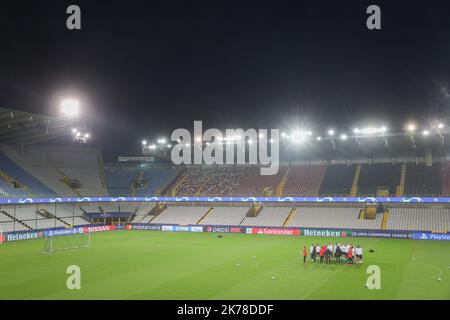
[1,0,449,159]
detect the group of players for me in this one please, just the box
[302,243,363,264]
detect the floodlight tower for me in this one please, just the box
[380,126,388,147]
[328,129,336,150]
[141,140,148,154]
[60,99,80,119]
[406,123,416,149]
[436,123,445,144]
[60,98,91,144]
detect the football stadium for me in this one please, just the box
[1,0,450,306]
[0,107,449,300]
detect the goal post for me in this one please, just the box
[40,231,91,255]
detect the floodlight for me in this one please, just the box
[291,130,306,143]
[361,127,377,135]
[60,99,79,118]
[195,136,202,142]
[328,129,335,136]
[281,132,287,137]
[167,144,172,148]
[353,128,360,134]
[247,139,253,144]
[269,138,274,143]
[407,124,416,133]
[422,130,430,136]
[317,136,322,141]
[258,133,265,138]
[142,140,147,145]
[438,123,444,129]
[84,133,90,139]
[340,134,348,140]
[186,143,190,147]
[72,128,77,133]
[380,126,387,133]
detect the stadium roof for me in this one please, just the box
[0,108,75,146]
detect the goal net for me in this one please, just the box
[40,232,91,254]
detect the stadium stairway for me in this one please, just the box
[46,154,82,197]
[282,208,297,226]
[147,204,167,223]
[36,208,70,227]
[195,177,211,196]
[0,210,32,230]
[169,174,188,196]
[0,169,33,197]
[396,163,406,197]
[358,209,365,220]
[246,204,263,218]
[350,164,361,196]
[196,207,214,224]
[262,186,273,196]
[274,167,290,196]
[131,171,144,196]
[381,210,389,230]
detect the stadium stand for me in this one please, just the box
[235,166,286,196]
[1,147,75,196]
[167,165,245,196]
[47,149,108,197]
[357,163,401,196]
[198,206,249,225]
[387,207,450,232]
[283,165,326,196]
[241,207,292,227]
[404,163,442,196]
[129,202,157,223]
[151,206,210,225]
[0,177,30,198]
[0,203,91,230]
[104,163,138,196]
[319,164,355,196]
[1,205,66,229]
[0,151,56,197]
[0,211,26,232]
[134,165,180,196]
[1,146,92,197]
[287,206,382,229]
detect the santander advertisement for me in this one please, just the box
[247,227,300,236]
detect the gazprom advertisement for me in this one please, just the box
[45,228,81,237]
[1,195,450,205]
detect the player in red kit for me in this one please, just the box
[347,246,354,264]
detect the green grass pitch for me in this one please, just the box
[0,231,449,299]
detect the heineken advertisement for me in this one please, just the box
[301,228,352,237]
